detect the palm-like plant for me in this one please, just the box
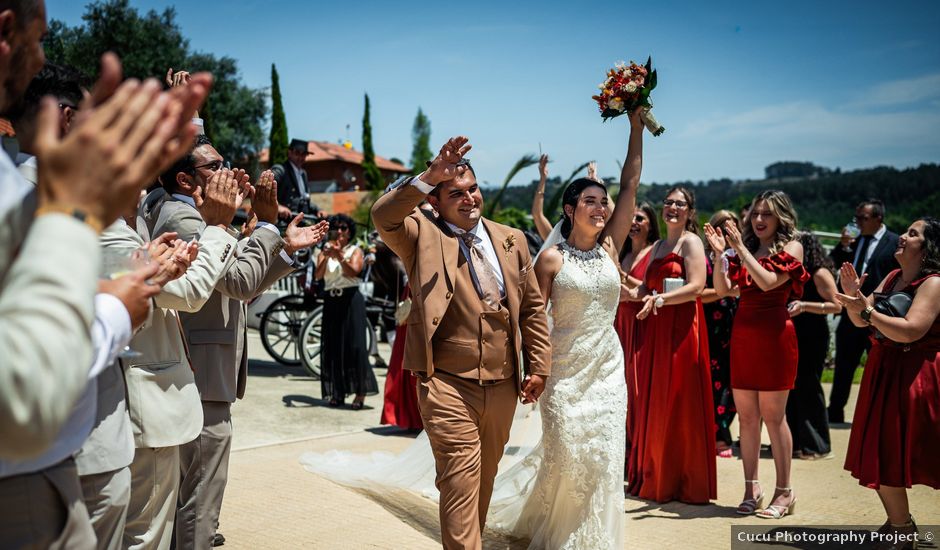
[542,161,592,223]
[484,154,539,219]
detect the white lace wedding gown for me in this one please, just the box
[299,240,626,548]
[487,241,626,549]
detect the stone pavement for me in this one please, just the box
[219,331,940,549]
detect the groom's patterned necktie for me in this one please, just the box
[458,231,501,309]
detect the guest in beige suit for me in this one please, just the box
[372,136,552,550]
[146,136,328,549]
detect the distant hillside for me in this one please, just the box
[488,163,940,235]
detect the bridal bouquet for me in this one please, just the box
[592,57,665,136]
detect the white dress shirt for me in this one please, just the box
[291,161,308,197]
[854,224,887,274]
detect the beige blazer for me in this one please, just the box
[148,196,295,403]
[100,219,239,448]
[0,178,99,460]
[371,182,551,380]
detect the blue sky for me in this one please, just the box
[47,0,940,186]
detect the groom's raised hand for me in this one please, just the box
[521,374,546,404]
[420,136,472,185]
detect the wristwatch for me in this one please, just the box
[860,305,875,324]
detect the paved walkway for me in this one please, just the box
[219,334,940,549]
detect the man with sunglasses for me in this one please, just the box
[827,199,898,423]
[148,135,328,549]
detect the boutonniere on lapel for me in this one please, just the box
[503,234,516,257]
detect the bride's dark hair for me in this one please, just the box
[559,178,608,239]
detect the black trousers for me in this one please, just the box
[827,314,872,420]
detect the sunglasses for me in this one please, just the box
[193,160,225,172]
[662,199,689,209]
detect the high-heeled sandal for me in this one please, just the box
[756,487,796,519]
[874,516,919,550]
[736,480,764,515]
[350,395,365,411]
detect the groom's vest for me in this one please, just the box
[430,244,515,383]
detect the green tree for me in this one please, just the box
[44,0,266,165]
[268,63,289,166]
[409,107,433,175]
[361,93,384,190]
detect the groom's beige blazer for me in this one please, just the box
[372,182,551,381]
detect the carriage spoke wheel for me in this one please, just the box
[259,295,309,366]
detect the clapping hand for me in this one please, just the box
[194,168,240,227]
[149,237,199,286]
[521,374,546,404]
[834,289,872,316]
[838,263,867,295]
[165,68,191,88]
[241,210,258,238]
[252,170,279,224]
[284,218,330,255]
[723,220,744,252]
[703,223,728,255]
[423,136,472,185]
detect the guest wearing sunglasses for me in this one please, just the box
[315,214,378,409]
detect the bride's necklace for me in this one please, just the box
[559,241,603,263]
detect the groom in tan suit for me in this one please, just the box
[372,136,551,549]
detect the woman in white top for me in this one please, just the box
[315,214,378,409]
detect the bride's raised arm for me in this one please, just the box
[600,110,644,255]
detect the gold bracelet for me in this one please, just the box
[35,203,104,233]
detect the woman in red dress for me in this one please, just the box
[835,217,940,543]
[380,285,423,430]
[625,187,716,504]
[614,202,658,454]
[706,190,808,519]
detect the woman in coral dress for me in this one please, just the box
[835,217,940,542]
[706,190,808,519]
[614,202,658,455]
[625,186,716,504]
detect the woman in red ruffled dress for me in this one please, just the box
[380,285,423,430]
[614,202,658,455]
[706,190,808,519]
[625,187,716,504]
[835,217,940,543]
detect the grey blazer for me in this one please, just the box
[148,196,295,403]
[90,220,240,450]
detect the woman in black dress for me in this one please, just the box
[315,214,379,409]
[785,231,842,458]
[701,210,740,457]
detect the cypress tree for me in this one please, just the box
[269,63,288,166]
[361,93,384,190]
[409,107,433,175]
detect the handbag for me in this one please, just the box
[872,290,913,339]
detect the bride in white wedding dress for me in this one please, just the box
[300,112,644,548]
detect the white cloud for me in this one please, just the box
[851,73,940,108]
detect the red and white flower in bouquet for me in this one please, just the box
[592,57,664,136]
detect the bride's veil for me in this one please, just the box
[534,221,565,265]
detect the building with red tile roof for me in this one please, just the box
[259,140,409,191]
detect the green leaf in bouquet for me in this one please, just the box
[649,69,658,90]
[645,56,652,74]
[601,108,625,122]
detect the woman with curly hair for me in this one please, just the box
[786,231,842,460]
[835,217,940,544]
[705,190,808,519]
[315,214,378,409]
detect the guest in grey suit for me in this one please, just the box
[147,135,328,549]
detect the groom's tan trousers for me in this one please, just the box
[418,371,518,550]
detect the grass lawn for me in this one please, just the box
[821,366,865,384]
